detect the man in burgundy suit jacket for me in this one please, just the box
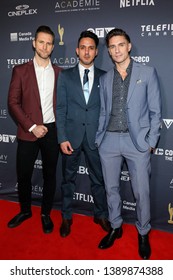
[7,25,61,234]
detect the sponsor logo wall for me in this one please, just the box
[0,0,173,232]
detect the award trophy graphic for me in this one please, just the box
[58,24,64,45]
[168,203,173,224]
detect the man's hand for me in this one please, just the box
[60,141,74,155]
[150,147,155,153]
[32,125,48,138]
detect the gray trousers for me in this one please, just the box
[98,132,151,235]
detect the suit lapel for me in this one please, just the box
[107,69,114,113]
[127,62,140,103]
[88,66,98,104]
[27,61,41,106]
[73,65,87,104]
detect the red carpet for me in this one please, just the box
[0,199,173,260]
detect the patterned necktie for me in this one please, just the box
[83,69,90,104]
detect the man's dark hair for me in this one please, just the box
[35,25,55,44]
[105,28,131,47]
[78,30,99,48]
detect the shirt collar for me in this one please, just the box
[33,57,52,69]
[78,63,94,74]
[114,58,133,74]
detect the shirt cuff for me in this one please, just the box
[29,124,37,132]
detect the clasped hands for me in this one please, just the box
[32,125,48,138]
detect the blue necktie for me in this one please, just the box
[83,69,90,104]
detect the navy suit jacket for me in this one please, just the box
[96,61,162,152]
[56,64,105,150]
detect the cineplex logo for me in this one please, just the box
[0,134,16,143]
[8,5,37,17]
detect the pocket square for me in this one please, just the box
[136,79,142,84]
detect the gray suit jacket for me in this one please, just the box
[56,64,105,150]
[96,61,162,152]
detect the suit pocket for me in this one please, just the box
[139,120,150,127]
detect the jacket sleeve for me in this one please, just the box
[95,75,107,147]
[56,71,68,144]
[8,66,36,131]
[146,67,162,148]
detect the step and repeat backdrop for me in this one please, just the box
[0,0,173,232]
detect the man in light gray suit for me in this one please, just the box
[56,30,110,238]
[95,28,162,259]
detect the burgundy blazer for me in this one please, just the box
[8,60,61,141]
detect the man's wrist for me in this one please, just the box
[29,124,37,132]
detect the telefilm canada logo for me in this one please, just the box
[8,4,38,17]
[141,23,173,37]
[7,58,31,69]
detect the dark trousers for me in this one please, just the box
[61,134,108,219]
[17,124,59,215]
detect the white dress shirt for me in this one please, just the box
[29,58,55,132]
[78,63,94,94]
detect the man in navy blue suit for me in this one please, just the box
[56,30,110,237]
